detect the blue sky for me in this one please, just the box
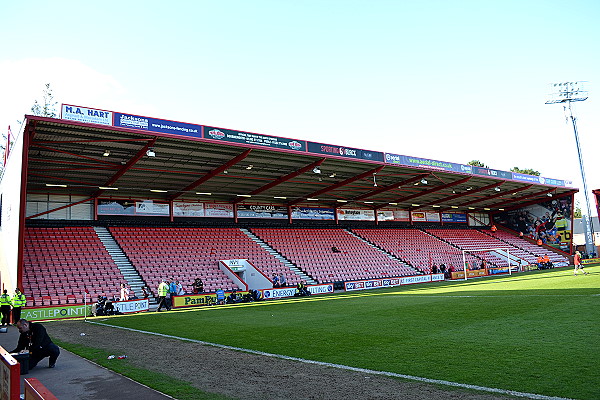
[1,0,599,213]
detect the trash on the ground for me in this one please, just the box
[117,355,128,359]
[80,333,86,336]
[107,355,115,359]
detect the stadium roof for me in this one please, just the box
[20,109,577,219]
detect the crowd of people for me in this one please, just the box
[0,288,27,326]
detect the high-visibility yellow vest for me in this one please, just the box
[0,294,11,306]
[12,293,26,308]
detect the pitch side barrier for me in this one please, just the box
[21,298,149,322]
[344,274,445,291]
[172,284,335,308]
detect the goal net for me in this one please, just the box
[460,248,521,280]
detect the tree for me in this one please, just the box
[510,167,540,176]
[31,83,58,118]
[467,160,489,168]
[574,201,582,219]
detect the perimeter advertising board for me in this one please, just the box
[22,304,92,321]
[21,299,149,321]
[114,112,203,138]
[204,126,306,152]
[307,142,384,162]
[291,207,335,220]
[344,274,444,291]
[61,104,113,126]
[237,205,288,219]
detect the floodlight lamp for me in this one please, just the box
[329,172,336,178]
[146,148,156,157]
[313,167,321,174]
[420,178,428,185]
[103,150,110,157]
[466,187,473,191]
[494,187,501,192]
[547,193,553,197]
[246,165,253,170]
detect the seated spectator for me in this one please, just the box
[226,290,240,304]
[272,274,280,288]
[537,256,545,269]
[491,224,497,232]
[141,286,150,299]
[331,246,341,253]
[279,273,287,287]
[294,281,311,297]
[519,231,524,239]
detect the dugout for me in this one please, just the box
[0,104,578,293]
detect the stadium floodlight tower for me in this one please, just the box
[545,81,595,255]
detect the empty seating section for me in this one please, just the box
[426,229,532,266]
[109,227,299,294]
[252,228,415,283]
[354,229,479,273]
[484,230,569,266]
[23,227,124,305]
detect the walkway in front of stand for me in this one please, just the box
[0,325,174,400]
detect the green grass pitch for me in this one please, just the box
[98,266,600,399]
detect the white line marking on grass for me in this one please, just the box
[87,321,573,400]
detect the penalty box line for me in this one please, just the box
[86,321,572,400]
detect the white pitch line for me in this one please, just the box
[86,321,573,400]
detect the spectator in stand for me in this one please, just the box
[519,231,524,239]
[279,273,287,287]
[491,224,497,232]
[175,280,184,296]
[11,288,26,324]
[141,286,150,299]
[0,290,11,326]
[331,246,341,253]
[11,319,60,369]
[272,274,280,288]
[537,238,543,246]
[192,278,204,294]
[119,283,130,301]
[573,251,589,276]
[536,255,544,269]
[432,264,438,274]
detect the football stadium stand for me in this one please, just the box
[23,227,125,305]
[251,228,417,283]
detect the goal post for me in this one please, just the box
[460,248,514,281]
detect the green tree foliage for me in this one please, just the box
[31,83,58,117]
[510,166,540,176]
[467,160,488,168]
[574,201,582,218]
